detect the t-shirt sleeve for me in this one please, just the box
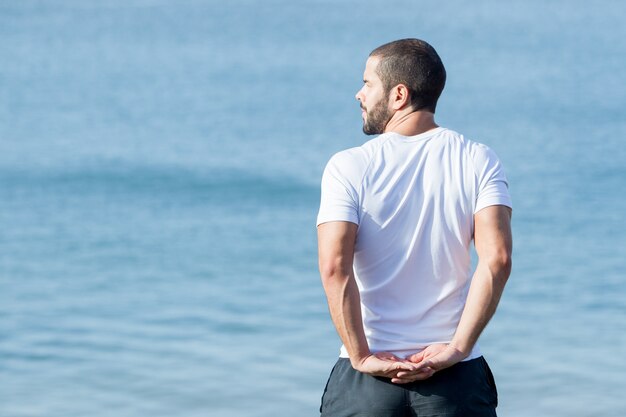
[472,143,513,213]
[316,152,360,226]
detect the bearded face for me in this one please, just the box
[361,92,393,135]
[356,56,395,135]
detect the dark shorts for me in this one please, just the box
[320,356,498,417]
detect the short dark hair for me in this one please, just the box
[370,38,446,113]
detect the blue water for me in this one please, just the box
[1,1,625,416]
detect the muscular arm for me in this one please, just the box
[318,221,417,376]
[450,204,513,355]
[397,205,513,382]
[317,221,369,365]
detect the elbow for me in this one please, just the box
[319,259,351,287]
[489,251,512,282]
[478,243,512,283]
[319,262,337,282]
[501,256,512,281]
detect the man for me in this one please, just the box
[317,38,512,416]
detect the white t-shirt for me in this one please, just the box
[317,127,512,360]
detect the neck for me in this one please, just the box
[384,109,438,136]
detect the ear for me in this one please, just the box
[388,84,411,110]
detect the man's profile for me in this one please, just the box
[317,38,512,416]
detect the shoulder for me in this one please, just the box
[433,127,475,150]
[432,128,507,186]
[324,134,394,182]
[466,139,503,172]
[437,128,502,167]
[327,134,393,165]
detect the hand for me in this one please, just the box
[406,343,449,364]
[391,344,469,384]
[352,352,418,379]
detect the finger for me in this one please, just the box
[392,361,419,371]
[412,359,434,371]
[421,351,455,371]
[375,361,413,376]
[376,353,410,367]
[391,370,435,384]
[407,351,425,363]
[395,366,435,377]
[391,377,414,384]
[394,368,427,377]
[391,376,425,384]
[393,367,435,379]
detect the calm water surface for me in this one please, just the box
[1,1,625,416]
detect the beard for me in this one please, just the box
[362,97,393,135]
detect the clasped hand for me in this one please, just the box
[353,344,468,384]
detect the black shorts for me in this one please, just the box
[320,356,498,417]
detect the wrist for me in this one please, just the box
[349,351,372,369]
[448,340,473,358]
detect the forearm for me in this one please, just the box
[450,257,511,355]
[318,221,371,367]
[447,205,513,356]
[322,271,370,367]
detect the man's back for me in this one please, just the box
[318,127,511,358]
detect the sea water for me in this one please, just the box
[1,1,625,416]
